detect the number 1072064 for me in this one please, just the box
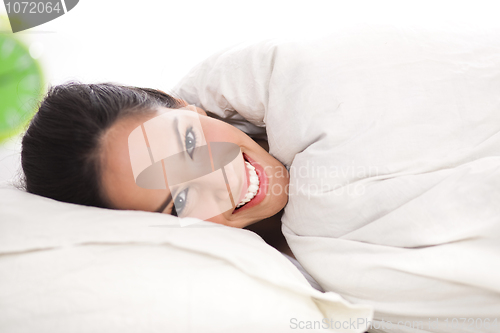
[5,2,62,14]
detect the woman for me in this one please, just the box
[22,25,500,332]
[20,82,294,256]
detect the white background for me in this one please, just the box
[1,0,499,182]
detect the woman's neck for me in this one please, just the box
[243,209,296,259]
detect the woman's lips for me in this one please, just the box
[232,152,269,214]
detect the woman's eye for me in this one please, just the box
[172,187,189,217]
[185,127,196,159]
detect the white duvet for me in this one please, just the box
[172,24,500,332]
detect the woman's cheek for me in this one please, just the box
[223,150,246,206]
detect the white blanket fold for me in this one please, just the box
[172,24,500,332]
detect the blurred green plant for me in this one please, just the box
[0,15,45,143]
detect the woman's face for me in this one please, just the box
[100,102,289,228]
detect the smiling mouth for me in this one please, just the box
[235,160,260,208]
[232,153,268,214]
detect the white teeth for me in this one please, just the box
[248,184,259,193]
[236,161,260,208]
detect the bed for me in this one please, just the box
[0,181,372,332]
[2,23,500,333]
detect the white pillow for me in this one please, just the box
[0,182,373,333]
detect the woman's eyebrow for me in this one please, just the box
[155,115,184,214]
[155,116,182,214]
[173,116,182,150]
[155,192,172,213]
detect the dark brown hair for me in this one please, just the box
[20,82,184,208]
